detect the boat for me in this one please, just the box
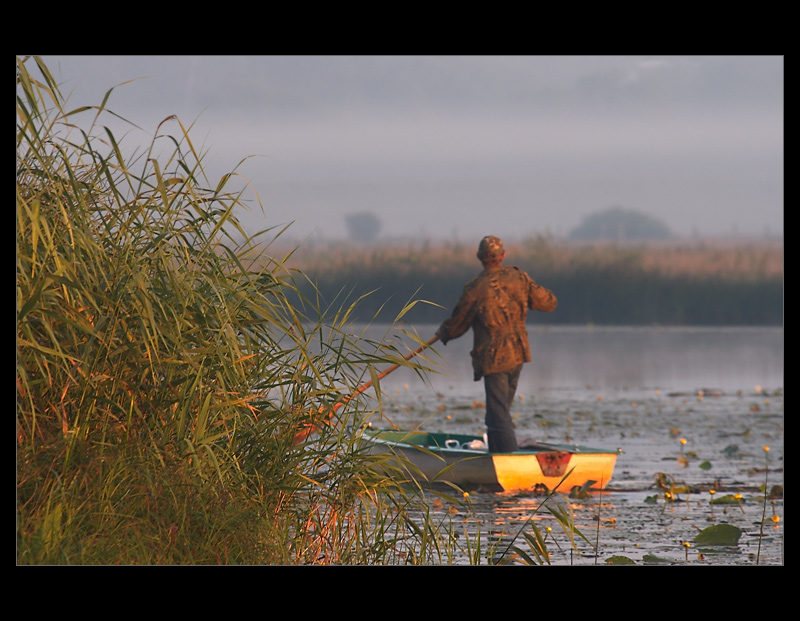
[361,427,620,493]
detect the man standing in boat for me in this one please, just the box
[436,235,557,453]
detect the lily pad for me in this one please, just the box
[606,555,636,565]
[642,554,673,564]
[710,494,742,505]
[768,485,783,499]
[693,523,742,546]
[699,460,712,470]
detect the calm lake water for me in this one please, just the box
[356,324,784,565]
[366,324,784,400]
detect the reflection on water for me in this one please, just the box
[462,492,621,565]
[362,324,783,399]
[448,479,783,566]
[352,323,783,565]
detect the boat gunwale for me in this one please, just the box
[362,427,620,457]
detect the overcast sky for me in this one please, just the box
[40,55,784,244]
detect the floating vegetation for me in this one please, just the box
[694,524,743,546]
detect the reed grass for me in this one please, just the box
[17,56,577,565]
[15,56,431,564]
[286,234,784,280]
[281,236,783,326]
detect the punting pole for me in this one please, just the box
[292,335,439,444]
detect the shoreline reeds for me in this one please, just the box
[277,238,783,326]
[17,56,574,565]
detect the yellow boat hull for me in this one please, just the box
[364,428,619,493]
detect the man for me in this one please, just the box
[436,235,557,453]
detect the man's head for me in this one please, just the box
[477,235,505,265]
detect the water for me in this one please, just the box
[357,324,784,565]
[368,324,783,400]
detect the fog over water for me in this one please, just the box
[364,325,784,400]
[40,55,784,244]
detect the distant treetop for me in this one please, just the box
[569,207,673,242]
[345,211,382,243]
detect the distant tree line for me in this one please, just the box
[568,206,674,242]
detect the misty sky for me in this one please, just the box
[39,55,784,243]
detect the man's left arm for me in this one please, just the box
[527,277,557,312]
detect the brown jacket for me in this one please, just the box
[437,265,557,380]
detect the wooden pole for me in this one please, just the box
[292,335,439,444]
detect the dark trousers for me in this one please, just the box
[483,364,523,453]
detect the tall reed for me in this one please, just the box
[16,56,582,565]
[15,56,449,564]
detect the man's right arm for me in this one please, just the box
[437,290,475,344]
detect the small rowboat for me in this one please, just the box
[362,427,620,493]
